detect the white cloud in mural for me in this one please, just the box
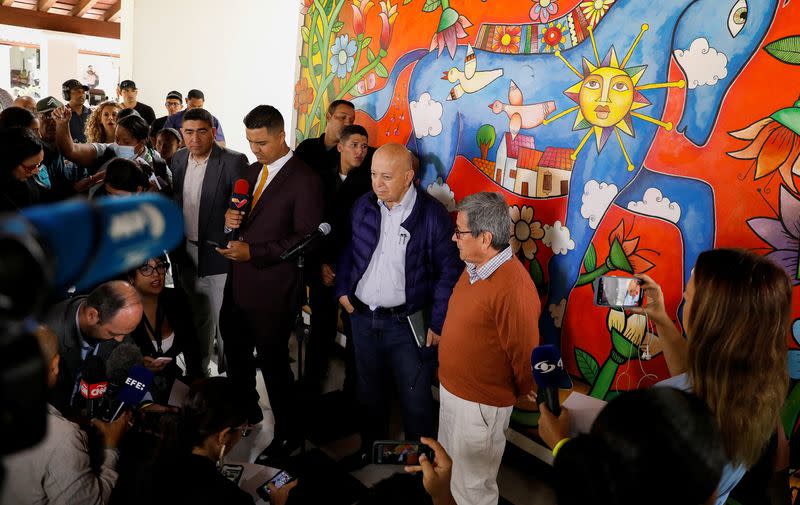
[426,178,456,212]
[626,188,682,224]
[673,37,729,89]
[543,221,575,255]
[549,299,567,328]
[410,92,443,138]
[581,180,618,230]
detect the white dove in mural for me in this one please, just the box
[442,44,503,101]
[490,80,557,139]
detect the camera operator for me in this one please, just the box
[1,325,132,504]
[43,280,143,416]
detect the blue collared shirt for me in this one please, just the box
[355,185,417,309]
[69,105,91,143]
[164,109,226,142]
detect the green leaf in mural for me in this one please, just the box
[295,128,305,143]
[360,36,372,49]
[311,42,320,56]
[332,20,345,33]
[375,62,389,78]
[299,55,309,68]
[403,0,413,4]
[584,243,597,272]
[367,47,376,62]
[764,36,800,65]
[575,347,599,385]
[301,26,310,42]
[313,64,323,76]
[422,0,441,12]
[529,257,544,289]
[605,391,621,402]
[350,86,362,97]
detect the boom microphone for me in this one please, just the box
[279,223,332,261]
[531,344,572,417]
[0,194,184,319]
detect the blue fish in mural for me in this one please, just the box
[352,0,779,344]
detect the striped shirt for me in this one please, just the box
[466,245,512,284]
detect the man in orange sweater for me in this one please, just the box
[438,192,540,505]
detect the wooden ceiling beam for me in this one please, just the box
[73,0,99,17]
[0,5,120,38]
[103,0,120,21]
[37,0,57,12]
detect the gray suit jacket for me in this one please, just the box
[171,143,248,277]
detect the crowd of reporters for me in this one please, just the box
[0,78,794,505]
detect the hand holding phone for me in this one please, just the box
[592,275,644,308]
[256,470,296,501]
[153,356,173,364]
[372,440,435,465]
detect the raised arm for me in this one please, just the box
[52,106,100,167]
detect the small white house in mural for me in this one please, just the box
[494,132,535,190]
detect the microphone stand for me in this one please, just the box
[292,252,309,455]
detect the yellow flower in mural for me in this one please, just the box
[490,26,521,54]
[510,205,545,260]
[580,0,615,28]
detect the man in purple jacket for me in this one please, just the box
[335,143,462,469]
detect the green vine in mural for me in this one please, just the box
[576,219,657,286]
[297,0,398,141]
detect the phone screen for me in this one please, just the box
[594,276,643,307]
[256,470,294,500]
[372,441,434,465]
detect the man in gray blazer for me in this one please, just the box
[171,107,248,374]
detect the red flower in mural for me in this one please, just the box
[300,0,313,15]
[490,26,521,54]
[608,220,655,274]
[379,0,398,51]
[294,78,314,115]
[352,0,374,36]
[430,8,472,59]
[729,98,800,193]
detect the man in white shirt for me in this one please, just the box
[170,107,248,374]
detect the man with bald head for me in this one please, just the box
[13,95,37,113]
[335,143,462,468]
[44,280,143,415]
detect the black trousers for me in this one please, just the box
[220,293,298,438]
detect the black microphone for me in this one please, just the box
[531,345,572,416]
[79,355,107,418]
[280,223,332,261]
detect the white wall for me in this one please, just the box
[122,0,302,160]
[42,37,77,98]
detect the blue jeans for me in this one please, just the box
[350,310,437,446]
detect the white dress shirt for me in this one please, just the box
[355,185,417,309]
[252,149,293,195]
[182,151,211,241]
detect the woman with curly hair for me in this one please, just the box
[85,100,121,143]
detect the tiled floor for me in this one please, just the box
[215,333,556,504]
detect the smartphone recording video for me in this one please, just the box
[593,276,643,308]
[372,440,435,465]
[256,470,295,500]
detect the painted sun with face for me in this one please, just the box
[543,24,685,171]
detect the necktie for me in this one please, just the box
[252,164,269,207]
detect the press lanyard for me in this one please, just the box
[141,306,165,354]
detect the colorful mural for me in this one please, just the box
[293,0,800,432]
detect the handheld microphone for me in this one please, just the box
[226,179,250,241]
[279,223,332,261]
[110,364,154,422]
[531,344,572,417]
[0,194,185,319]
[79,355,107,418]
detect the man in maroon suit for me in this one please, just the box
[217,105,324,463]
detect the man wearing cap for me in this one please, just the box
[164,89,225,145]
[118,80,156,125]
[62,79,91,143]
[150,90,183,140]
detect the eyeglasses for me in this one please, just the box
[234,424,251,438]
[20,161,41,172]
[165,101,181,107]
[138,263,169,276]
[453,228,473,239]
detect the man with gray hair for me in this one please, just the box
[438,191,540,505]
